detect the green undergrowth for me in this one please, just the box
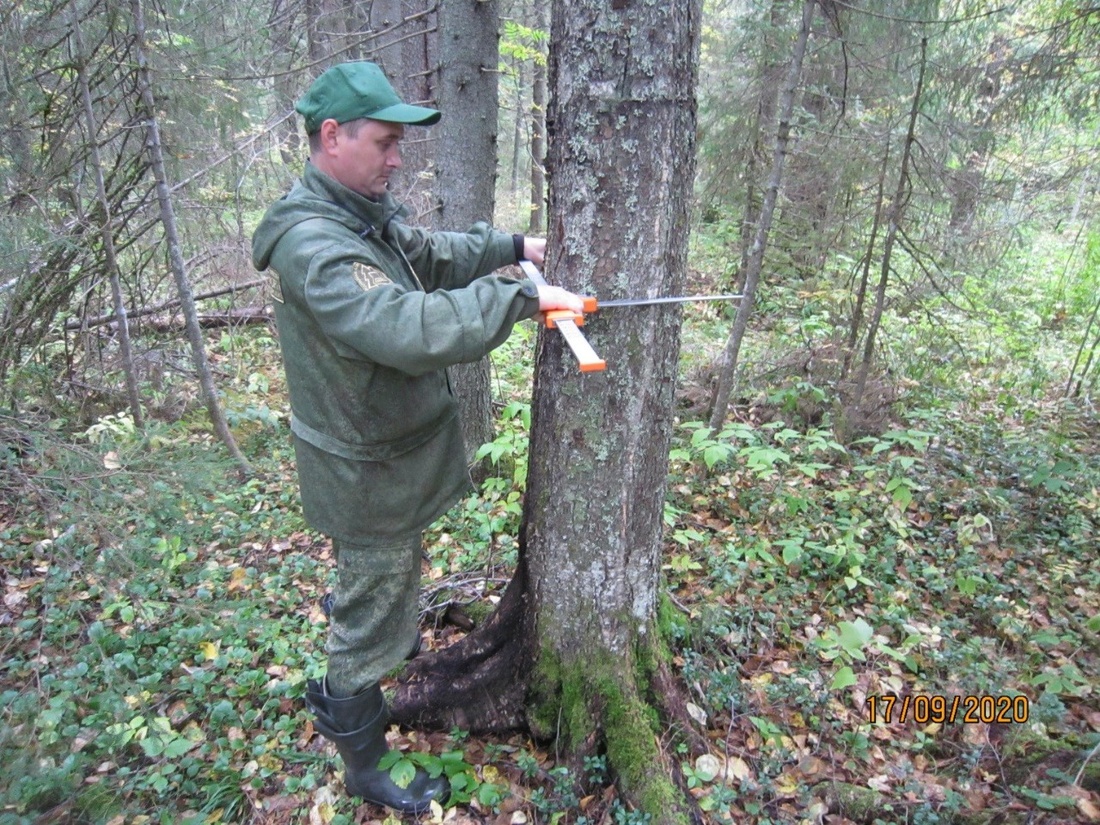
[659,400,1099,822]
[2,276,1099,823]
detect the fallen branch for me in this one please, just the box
[65,278,266,330]
[143,307,273,331]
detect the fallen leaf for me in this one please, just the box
[796,755,827,778]
[695,754,721,782]
[425,799,444,823]
[723,755,752,783]
[4,590,27,609]
[1083,709,1100,732]
[309,786,338,825]
[867,774,891,792]
[686,702,708,725]
[803,800,828,824]
[773,771,800,797]
[1078,797,1100,822]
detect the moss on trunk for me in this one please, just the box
[527,631,693,825]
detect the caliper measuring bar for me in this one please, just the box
[519,259,607,373]
[519,260,742,373]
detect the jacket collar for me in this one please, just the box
[300,162,406,235]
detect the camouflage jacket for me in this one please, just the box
[252,163,540,540]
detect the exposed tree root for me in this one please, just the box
[391,554,706,824]
[647,637,711,759]
[595,673,695,825]
[390,557,535,733]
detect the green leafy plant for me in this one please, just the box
[475,400,531,486]
[376,749,506,808]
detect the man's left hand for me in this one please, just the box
[523,237,546,266]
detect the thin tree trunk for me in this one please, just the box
[1068,124,1097,223]
[269,0,303,166]
[305,0,330,64]
[1066,292,1100,398]
[71,9,144,429]
[434,0,501,469]
[850,38,928,412]
[511,60,524,196]
[708,0,816,430]
[527,3,548,234]
[841,137,890,380]
[131,0,250,475]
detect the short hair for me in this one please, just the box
[307,117,370,154]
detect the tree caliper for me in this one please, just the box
[519,260,741,373]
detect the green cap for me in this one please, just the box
[296,62,441,133]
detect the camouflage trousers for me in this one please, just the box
[324,533,422,698]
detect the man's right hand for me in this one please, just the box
[537,285,587,315]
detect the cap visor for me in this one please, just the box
[366,103,441,125]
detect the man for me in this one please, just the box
[251,62,584,814]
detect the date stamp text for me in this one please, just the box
[866,694,1029,725]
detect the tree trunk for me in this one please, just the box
[1066,291,1100,398]
[709,0,816,429]
[268,0,303,166]
[305,0,331,64]
[778,2,848,282]
[510,58,525,196]
[526,1,706,810]
[841,136,890,381]
[72,11,144,429]
[131,0,250,476]
[849,38,928,413]
[730,0,785,292]
[372,0,438,215]
[527,3,547,234]
[393,1,704,820]
[430,0,501,468]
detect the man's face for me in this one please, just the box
[327,119,405,199]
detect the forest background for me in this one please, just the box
[0,0,1098,824]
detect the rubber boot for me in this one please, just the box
[305,679,448,814]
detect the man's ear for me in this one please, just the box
[317,119,341,153]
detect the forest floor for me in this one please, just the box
[1,291,1098,825]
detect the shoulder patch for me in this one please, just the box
[352,262,391,293]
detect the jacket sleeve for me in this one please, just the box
[386,220,520,291]
[303,244,541,376]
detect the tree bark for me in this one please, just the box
[371,0,438,215]
[393,0,704,820]
[526,5,703,816]
[709,0,816,429]
[268,0,304,166]
[731,0,785,292]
